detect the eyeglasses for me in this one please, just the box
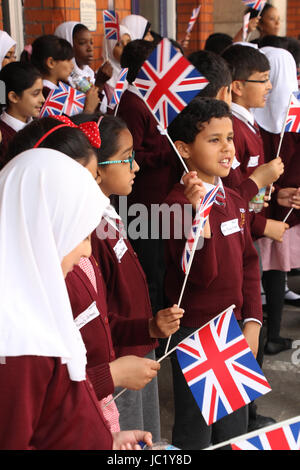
[240,78,270,84]
[98,151,135,170]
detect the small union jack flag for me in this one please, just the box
[241,0,266,11]
[231,418,300,450]
[110,68,128,108]
[103,10,120,41]
[39,82,69,118]
[186,5,201,34]
[181,182,225,273]
[134,38,209,129]
[285,94,300,133]
[40,82,85,118]
[243,12,250,41]
[176,307,271,426]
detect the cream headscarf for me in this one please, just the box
[254,46,298,134]
[0,31,16,71]
[120,14,150,41]
[0,148,109,381]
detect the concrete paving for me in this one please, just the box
[157,272,300,444]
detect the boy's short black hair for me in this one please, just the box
[120,39,156,84]
[188,50,232,98]
[204,33,233,55]
[168,97,232,144]
[221,45,270,81]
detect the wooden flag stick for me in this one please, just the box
[268,93,293,201]
[283,207,294,223]
[104,304,236,408]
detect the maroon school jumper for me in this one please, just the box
[117,88,182,208]
[164,183,263,328]
[260,127,300,228]
[91,219,157,359]
[222,114,267,238]
[65,256,116,400]
[0,356,113,450]
[0,120,16,168]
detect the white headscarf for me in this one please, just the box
[120,14,149,41]
[105,25,131,90]
[254,46,298,134]
[54,21,95,84]
[0,31,16,71]
[0,148,109,381]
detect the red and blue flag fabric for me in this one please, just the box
[181,182,225,273]
[186,5,201,34]
[134,38,209,129]
[39,82,85,118]
[241,0,266,11]
[231,417,300,450]
[103,10,120,41]
[176,306,271,426]
[285,94,300,133]
[110,68,128,107]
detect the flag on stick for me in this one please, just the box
[186,5,201,34]
[103,10,120,41]
[176,307,271,426]
[206,416,300,450]
[243,12,251,41]
[39,81,85,118]
[241,0,266,11]
[109,68,128,109]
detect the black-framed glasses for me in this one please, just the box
[98,151,135,170]
[240,78,270,84]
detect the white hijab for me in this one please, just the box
[120,14,149,41]
[0,31,16,71]
[105,25,131,90]
[254,46,298,134]
[0,149,109,381]
[54,21,95,83]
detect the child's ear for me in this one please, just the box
[216,85,232,107]
[231,80,244,97]
[7,90,19,104]
[174,140,191,160]
[45,57,55,71]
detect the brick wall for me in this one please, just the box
[286,0,300,39]
[23,0,131,70]
[176,0,214,55]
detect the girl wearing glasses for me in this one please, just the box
[72,113,183,442]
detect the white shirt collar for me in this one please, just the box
[43,79,58,91]
[127,83,142,98]
[0,111,32,132]
[231,102,255,127]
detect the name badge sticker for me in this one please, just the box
[113,238,128,263]
[247,155,259,168]
[232,156,241,170]
[221,218,241,237]
[75,301,100,329]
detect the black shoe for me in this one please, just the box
[248,414,276,433]
[264,337,293,355]
[284,298,300,308]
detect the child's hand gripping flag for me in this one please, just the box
[176,306,271,426]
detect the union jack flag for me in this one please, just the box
[186,5,201,34]
[103,10,120,41]
[134,38,209,129]
[231,418,300,450]
[176,307,271,426]
[39,82,85,118]
[110,68,128,108]
[285,94,300,133]
[181,182,225,273]
[39,82,69,118]
[243,12,250,41]
[241,0,266,11]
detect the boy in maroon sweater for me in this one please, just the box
[164,97,263,449]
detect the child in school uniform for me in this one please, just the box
[0,61,44,167]
[254,46,300,354]
[117,39,182,314]
[54,21,112,113]
[120,14,154,42]
[0,31,16,70]
[70,112,183,441]
[0,145,154,450]
[165,97,263,450]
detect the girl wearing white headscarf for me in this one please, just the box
[254,47,300,354]
[0,31,16,71]
[120,14,153,42]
